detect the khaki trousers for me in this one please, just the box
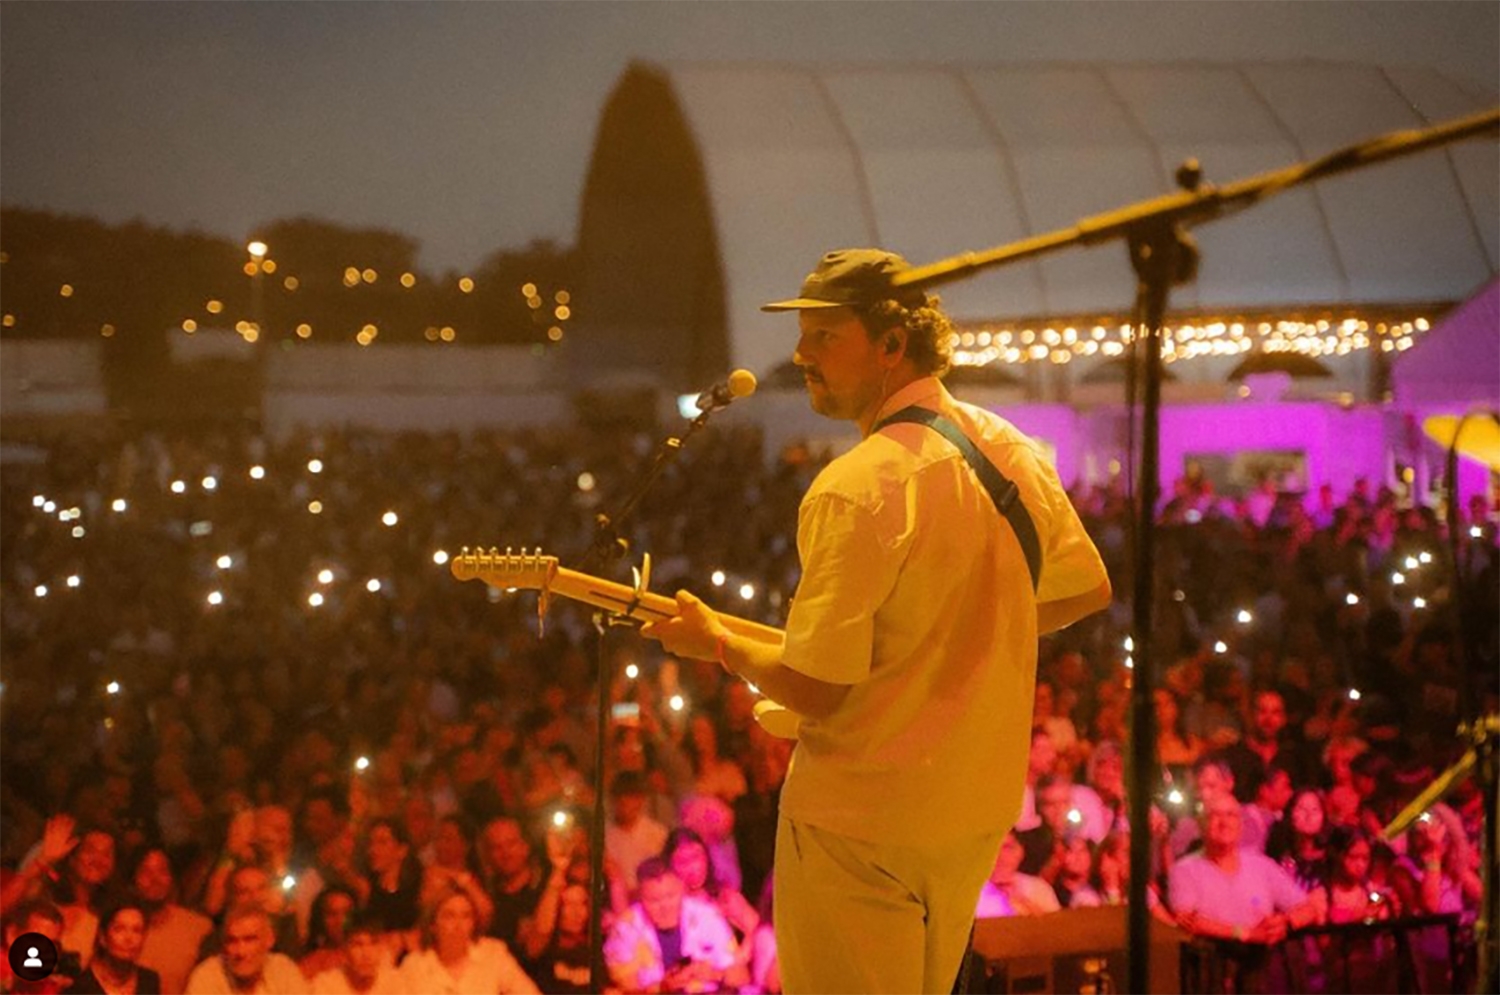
[774,814,1004,994]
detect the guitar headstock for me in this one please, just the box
[450,547,560,591]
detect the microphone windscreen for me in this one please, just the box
[727,369,758,399]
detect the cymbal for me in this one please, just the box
[1423,414,1500,471]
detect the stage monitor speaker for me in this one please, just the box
[970,907,1184,994]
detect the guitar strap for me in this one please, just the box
[873,405,1042,591]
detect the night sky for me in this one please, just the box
[2,1,1495,274]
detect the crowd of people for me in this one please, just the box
[1,418,1495,993]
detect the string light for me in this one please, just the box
[432,549,450,565]
[625,663,640,680]
[112,498,128,512]
[949,308,1435,368]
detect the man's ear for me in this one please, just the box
[883,329,906,363]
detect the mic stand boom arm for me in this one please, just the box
[891,107,1499,294]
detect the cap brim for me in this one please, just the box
[759,298,849,313]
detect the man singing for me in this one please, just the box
[641,248,1110,993]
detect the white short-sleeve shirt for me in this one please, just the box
[779,377,1108,847]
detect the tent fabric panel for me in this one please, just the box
[703,150,876,379]
[1313,157,1494,302]
[820,70,1003,152]
[1104,65,1292,144]
[963,67,1155,148]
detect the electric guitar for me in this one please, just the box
[450,547,804,738]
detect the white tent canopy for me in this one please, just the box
[1394,277,1500,407]
[608,60,1498,380]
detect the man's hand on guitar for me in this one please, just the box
[639,590,728,664]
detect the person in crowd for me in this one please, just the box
[213,866,298,956]
[396,887,539,995]
[1019,774,1103,878]
[1215,688,1312,802]
[1321,736,1368,791]
[663,827,758,972]
[682,714,749,805]
[184,904,304,995]
[130,847,213,995]
[511,817,581,966]
[2,817,118,971]
[677,795,744,897]
[65,901,160,995]
[1083,740,1129,838]
[1014,728,1058,832]
[1169,796,1323,943]
[1170,757,1236,858]
[1241,763,1294,854]
[420,816,494,935]
[1155,687,1202,778]
[3,900,70,994]
[525,881,592,995]
[297,886,357,980]
[1031,680,1080,766]
[977,831,1060,918]
[308,913,401,995]
[476,816,544,950]
[602,772,668,897]
[1321,828,1398,924]
[603,858,742,994]
[1395,806,1482,918]
[1267,788,1331,893]
[1051,833,1102,909]
[351,820,422,942]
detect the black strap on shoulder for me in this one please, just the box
[874,405,1042,591]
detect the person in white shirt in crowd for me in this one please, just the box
[396,885,539,995]
[309,912,402,995]
[131,846,214,995]
[604,857,743,994]
[603,771,669,897]
[1168,795,1323,944]
[185,903,305,995]
[976,831,1060,918]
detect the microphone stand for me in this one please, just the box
[574,401,727,993]
[1440,410,1499,993]
[888,107,1498,994]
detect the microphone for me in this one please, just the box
[695,369,758,412]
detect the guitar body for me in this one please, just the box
[452,548,804,739]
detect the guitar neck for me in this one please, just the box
[534,565,785,644]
